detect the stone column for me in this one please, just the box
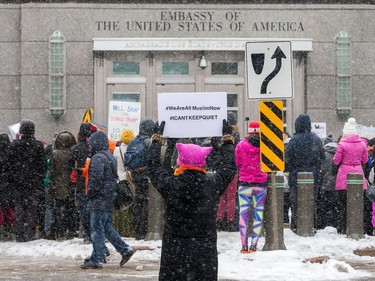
[263,173,286,251]
[145,180,164,240]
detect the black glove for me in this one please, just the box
[153,121,166,135]
[222,119,233,135]
[211,137,221,151]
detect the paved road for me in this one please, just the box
[0,254,374,281]
[0,255,159,281]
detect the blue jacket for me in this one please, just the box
[87,131,117,211]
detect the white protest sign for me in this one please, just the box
[358,124,375,139]
[158,92,227,138]
[311,122,327,139]
[108,101,141,141]
[8,123,20,140]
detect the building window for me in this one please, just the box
[162,62,189,75]
[227,93,238,122]
[49,31,66,119]
[113,62,140,75]
[211,62,238,75]
[112,92,140,102]
[335,31,351,118]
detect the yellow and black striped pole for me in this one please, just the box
[259,100,284,172]
[259,100,286,250]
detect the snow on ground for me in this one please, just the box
[0,227,374,281]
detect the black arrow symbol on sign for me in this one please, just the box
[260,46,286,94]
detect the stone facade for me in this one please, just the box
[0,3,374,140]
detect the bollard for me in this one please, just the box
[263,173,286,251]
[296,172,314,237]
[145,180,164,240]
[346,173,364,240]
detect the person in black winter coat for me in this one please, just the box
[68,122,96,243]
[147,121,237,281]
[50,131,77,239]
[80,131,134,269]
[285,114,325,233]
[126,117,155,240]
[317,140,339,230]
[0,133,14,240]
[9,119,46,242]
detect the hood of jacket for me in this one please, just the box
[54,131,77,150]
[88,131,109,152]
[0,133,10,151]
[295,114,311,134]
[138,117,155,139]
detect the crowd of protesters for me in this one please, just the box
[0,113,374,274]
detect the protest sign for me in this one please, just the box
[108,101,141,141]
[8,123,20,140]
[158,92,227,138]
[311,122,327,139]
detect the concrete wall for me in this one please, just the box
[0,3,374,140]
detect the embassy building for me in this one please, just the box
[0,0,374,140]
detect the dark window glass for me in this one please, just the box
[212,62,238,75]
[162,62,189,75]
[113,62,140,75]
[227,93,238,107]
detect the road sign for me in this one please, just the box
[246,41,293,100]
[259,100,284,172]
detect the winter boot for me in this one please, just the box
[248,245,257,253]
[240,246,249,254]
[120,249,135,266]
[227,221,238,232]
[216,220,225,231]
[80,260,103,269]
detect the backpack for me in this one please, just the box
[124,136,147,170]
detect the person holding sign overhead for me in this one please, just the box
[147,119,236,281]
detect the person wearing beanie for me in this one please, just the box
[333,117,368,234]
[235,121,268,253]
[285,114,325,234]
[342,117,358,136]
[68,122,97,243]
[147,120,236,281]
[80,131,134,269]
[113,129,135,181]
[9,119,46,242]
[121,129,136,145]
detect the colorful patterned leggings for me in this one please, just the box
[238,184,267,248]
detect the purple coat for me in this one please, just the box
[333,135,368,190]
[235,135,268,183]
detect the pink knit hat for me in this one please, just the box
[176,143,213,168]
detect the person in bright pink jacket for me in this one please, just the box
[235,121,268,253]
[333,117,368,234]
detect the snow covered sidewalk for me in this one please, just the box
[0,227,374,281]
